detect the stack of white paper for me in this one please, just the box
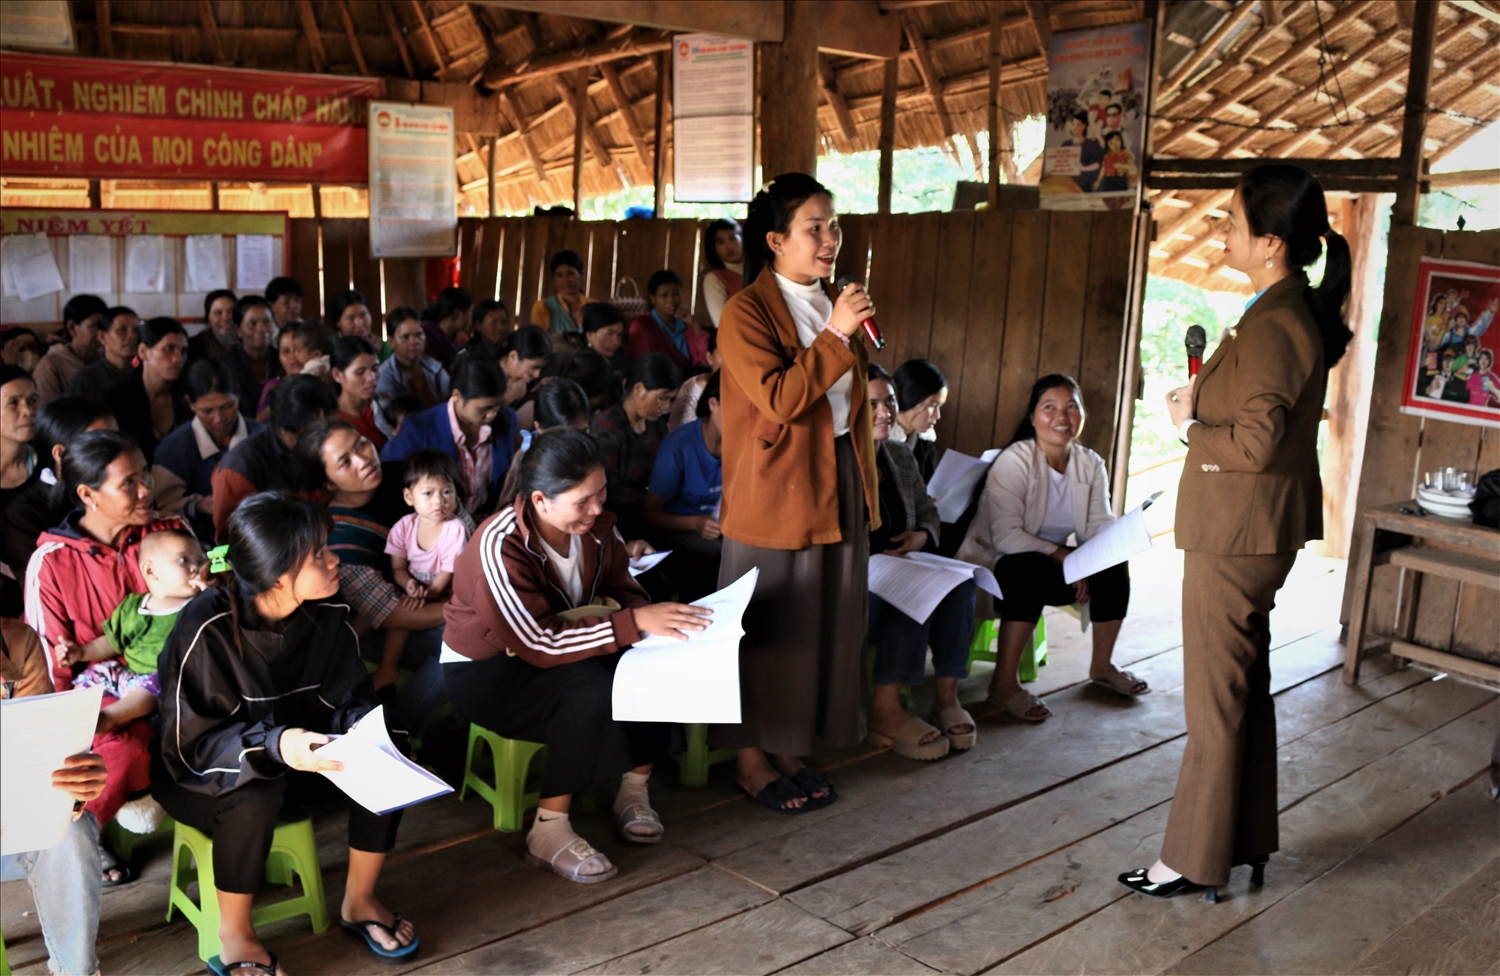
[928,448,1002,523]
[1,687,104,856]
[1062,491,1164,584]
[611,567,757,724]
[235,234,275,291]
[314,706,453,815]
[628,550,672,577]
[869,552,1002,623]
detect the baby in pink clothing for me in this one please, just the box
[375,450,471,689]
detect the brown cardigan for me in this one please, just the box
[1176,272,1326,555]
[718,267,879,550]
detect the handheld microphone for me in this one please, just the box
[834,275,886,350]
[1185,324,1206,378]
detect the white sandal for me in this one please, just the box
[868,715,951,760]
[1092,670,1150,697]
[931,705,978,750]
[524,836,618,884]
[615,802,664,844]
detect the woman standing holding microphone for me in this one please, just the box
[713,174,878,813]
[1120,164,1352,902]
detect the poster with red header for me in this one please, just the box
[1,52,381,183]
[1400,257,1500,428]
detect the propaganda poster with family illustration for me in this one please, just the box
[1401,257,1500,428]
[1039,22,1151,211]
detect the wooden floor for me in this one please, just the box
[4,546,1497,975]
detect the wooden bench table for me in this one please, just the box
[1344,501,1500,687]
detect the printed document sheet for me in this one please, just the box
[1062,491,1164,584]
[612,568,757,724]
[1,687,104,855]
[315,706,453,815]
[869,552,1002,623]
[928,449,1002,523]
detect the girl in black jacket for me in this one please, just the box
[155,493,418,974]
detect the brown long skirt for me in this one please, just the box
[709,435,868,755]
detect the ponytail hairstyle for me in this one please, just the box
[1237,165,1354,367]
[56,429,140,510]
[34,396,116,475]
[517,426,604,501]
[534,378,592,430]
[892,358,948,412]
[184,358,239,404]
[625,352,682,397]
[1009,374,1082,446]
[741,173,833,286]
[217,492,333,651]
[503,324,553,363]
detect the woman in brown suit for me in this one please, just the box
[714,173,878,813]
[1120,165,1352,901]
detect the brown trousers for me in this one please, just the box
[1161,549,1298,886]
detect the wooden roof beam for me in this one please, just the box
[95,0,113,57]
[1157,0,1377,154]
[477,30,671,88]
[198,0,228,65]
[552,73,613,166]
[904,16,954,137]
[381,0,417,77]
[297,1,329,72]
[1164,2,1265,93]
[1158,0,1310,111]
[818,53,859,142]
[496,89,550,183]
[1156,189,1234,247]
[1023,0,1050,56]
[1163,225,1223,268]
[600,61,654,170]
[409,0,449,78]
[338,0,372,75]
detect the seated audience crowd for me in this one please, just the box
[0,232,1145,974]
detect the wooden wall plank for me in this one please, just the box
[865,213,917,375]
[834,213,872,289]
[926,211,977,455]
[287,218,320,306]
[520,216,562,323]
[473,218,505,304]
[893,211,944,367]
[1035,210,1092,381]
[498,218,527,315]
[1344,225,1445,637]
[380,259,425,317]
[586,220,618,301]
[614,219,669,302]
[347,220,382,326]
[318,219,357,318]
[1454,424,1500,661]
[993,210,1051,447]
[456,219,482,296]
[953,209,1013,457]
[666,218,701,315]
[1078,209,1135,460]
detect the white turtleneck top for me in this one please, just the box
[774,272,852,436]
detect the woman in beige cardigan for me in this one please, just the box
[1121,164,1351,903]
[957,374,1147,722]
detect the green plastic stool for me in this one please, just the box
[106,813,175,862]
[673,724,736,787]
[166,816,330,962]
[967,616,1048,682]
[460,723,546,832]
[1,925,9,976]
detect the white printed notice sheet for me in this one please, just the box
[367,102,456,257]
[1062,491,1164,584]
[1,687,104,856]
[612,568,757,724]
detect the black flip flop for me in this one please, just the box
[341,914,420,959]
[101,863,135,887]
[738,775,810,814]
[789,767,838,807]
[207,953,278,976]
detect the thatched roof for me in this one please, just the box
[1144,0,1500,293]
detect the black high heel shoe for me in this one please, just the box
[1118,867,1212,900]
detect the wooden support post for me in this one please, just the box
[87,179,101,209]
[987,1,1002,206]
[209,182,220,210]
[877,55,897,215]
[553,75,613,166]
[380,0,416,77]
[759,0,820,179]
[199,0,227,64]
[572,72,588,216]
[1392,0,1438,227]
[653,50,669,215]
[488,135,499,217]
[337,0,371,75]
[817,53,859,143]
[95,0,113,57]
[297,0,328,72]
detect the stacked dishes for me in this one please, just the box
[1415,485,1476,520]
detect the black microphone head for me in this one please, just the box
[834,275,854,291]
[1185,324,1207,358]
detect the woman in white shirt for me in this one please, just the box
[700,219,744,327]
[957,375,1148,722]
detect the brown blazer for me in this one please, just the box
[718,267,879,550]
[1176,273,1326,555]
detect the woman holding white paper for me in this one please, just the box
[957,375,1146,723]
[155,493,419,971]
[866,365,975,760]
[442,428,710,884]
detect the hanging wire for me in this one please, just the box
[1150,106,1498,132]
[1310,0,1354,127]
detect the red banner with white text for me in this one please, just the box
[0,52,383,183]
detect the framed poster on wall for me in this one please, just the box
[1400,256,1500,428]
[367,101,456,258]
